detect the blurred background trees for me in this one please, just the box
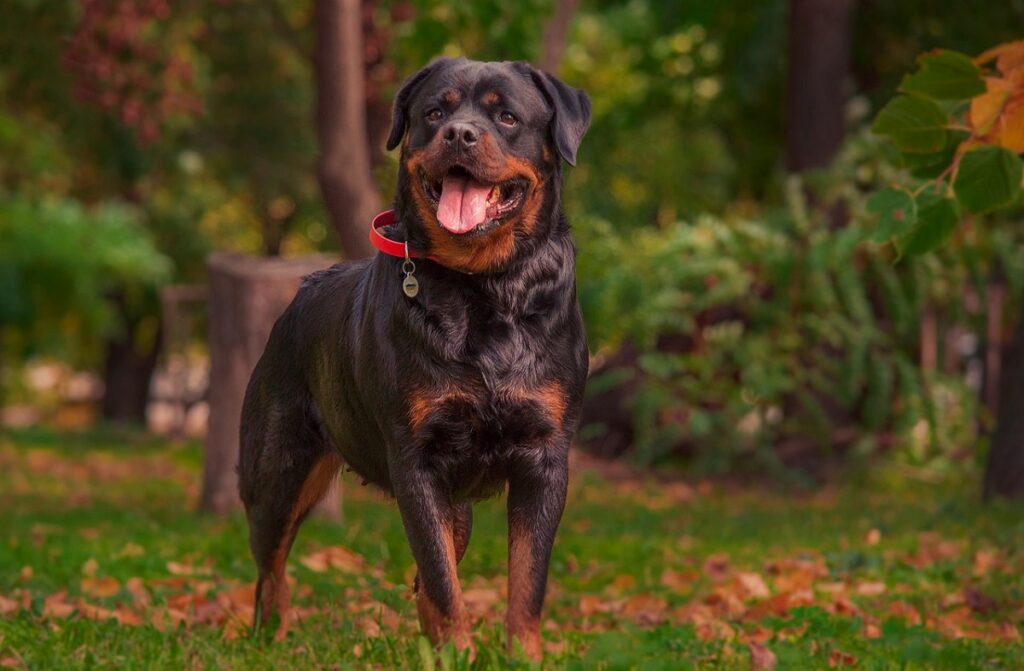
[1,0,1022,497]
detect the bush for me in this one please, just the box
[575,164,989,474]
[0,194,171,372]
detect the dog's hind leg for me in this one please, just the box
[247,447,341,640]
[239,393,341,641]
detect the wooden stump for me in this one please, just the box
[200,252,341,517]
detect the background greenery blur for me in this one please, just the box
[2,0,1023,489]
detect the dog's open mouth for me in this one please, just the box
[421,166,528,235]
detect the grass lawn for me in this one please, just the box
[1,426,1023,670]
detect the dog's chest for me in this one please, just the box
[406,377,566,498]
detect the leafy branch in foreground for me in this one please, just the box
[867,41,1024,255]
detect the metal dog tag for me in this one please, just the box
[402,272,419,298]
[401,242,419,298]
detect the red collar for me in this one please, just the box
[369,210,434,260]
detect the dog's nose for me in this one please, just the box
[443,123,478,148]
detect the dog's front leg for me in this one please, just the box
[506,447,569,660]
[393,470,472,650]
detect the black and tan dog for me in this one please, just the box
[237,58,591,658]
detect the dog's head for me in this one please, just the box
[387,58,591,273]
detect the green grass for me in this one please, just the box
[1,427,1023,670]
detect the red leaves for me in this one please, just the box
[62,0,202,144]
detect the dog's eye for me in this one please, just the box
[498,111,518,126]
[425,109,444,123]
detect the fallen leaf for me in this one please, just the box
[864,529,881,546]
[828,596,862,617]
[167,561,212,576]
[964,586,998,615]
[972,549,1003,577]
[815,581,847,595]
[298,546,365,573]
[735,572,771,600]
[749,642,777,671]
[609,574,636,593]
[42,592,75,619]
[125,577,151,608]
[579,595,607,616]
[81,577,120,598]
[828,649,858,667]
[696,619,736,642]
[887,601,922,625]
[116,543,146,558]
[659,568,699,592]
[81,558,99,577]
[463,586,501,618]
[855,581,886,597]
[621,593,668,626]
[703,553,731,582]
[0,595,19,615]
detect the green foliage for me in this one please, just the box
[865,46,1024,256]
[0,194,170,365]
[953,146,1023,214]
[900,192,958,256]
[871,95,949,154]
[899,50,986,100]
[576,178,966,469]
[866,187,917,242]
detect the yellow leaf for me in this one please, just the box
[990,98,1024,152]
[975,40,1024,71]
[970,79,1012,135]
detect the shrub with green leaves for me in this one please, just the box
[576,172,984,472]
[867,44,1024,254]
[0,194,171,371]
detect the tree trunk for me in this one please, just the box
[983,308,1024,500]
[200,252,340,516]
[784,0,855,172]
[100,292,161,424]
[539,0,580,73]
[314,0,379,259]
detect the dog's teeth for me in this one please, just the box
[487,186,500,204]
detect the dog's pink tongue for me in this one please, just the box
[437,174,491,234]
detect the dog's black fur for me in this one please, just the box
[237,58,591,658]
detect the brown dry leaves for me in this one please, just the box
[558,529,1021,663]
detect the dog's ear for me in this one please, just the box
[525,67,592,166]
[386,59,449,151]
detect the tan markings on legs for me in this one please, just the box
[263,451,342,640]
[506,522,542,660]
[416,522,473,650]
[531,381,567,427]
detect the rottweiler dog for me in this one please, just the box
[237,57,591,659]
